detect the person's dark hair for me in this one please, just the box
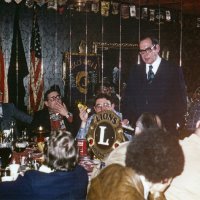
[125,128,184,183]
[136,112,164,131]
[44,85,61,101]
[50,84,61,94]
[94,93,115,106]
[43,130,78,171]
[140,36,159,46]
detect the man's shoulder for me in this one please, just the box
[2,103,14,108]
[33,108,49,116]
[160,58,179,69]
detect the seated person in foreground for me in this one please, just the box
[0,103,32,137]
[31,86,73,137]
[165,120,200,200]
[76,93,127,139]
[0,130,88,200]
[87,128,184,200]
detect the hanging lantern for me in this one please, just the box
[111,2,119,15]
[130,4,136,18]
[36,0,46,7]
[101,1,110,17]
[91,0,99,13]
[197,17,200,28]
[47,0,57,10]
[4,0,12,3]
[25,0,34,8]
[14,0,23,4]
[74,0,86,12]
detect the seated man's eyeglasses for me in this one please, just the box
[48,95,61,102]
[139,44,156,55]
[95,103,111,109]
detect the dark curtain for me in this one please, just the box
[8,5,29,112]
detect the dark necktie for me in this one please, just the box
[147,65,154,84]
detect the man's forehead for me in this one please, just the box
[96,98,110,103]
[48,91,59,97]
[140,38,152,46]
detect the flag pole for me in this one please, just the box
[16,23,19,107]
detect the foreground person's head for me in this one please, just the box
[43,130,78,171]
[126,128,184,191]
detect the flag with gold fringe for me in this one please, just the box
[28,8,44,114]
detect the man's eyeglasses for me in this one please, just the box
[95,103,111,109]
[139,45,156,55]
[48,95,61,102]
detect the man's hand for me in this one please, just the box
[79,107,88,123]
[54,102,73,123]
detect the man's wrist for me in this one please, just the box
[81,121,86,128]
[66,112,72,118]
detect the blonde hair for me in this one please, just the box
[44,130,78,171]
[87,164,144,200]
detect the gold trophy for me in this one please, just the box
[77,103,91,113]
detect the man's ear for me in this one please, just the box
[111,103,115,109]
[162,177,173,185]
[44,101,48,107]
[155,44,160,52]
[196,120,200,129]
[150,177,173,194]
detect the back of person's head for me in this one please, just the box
[126,128,184,183]
[43,130,78,171]
[94,82,114,95]
[135,112,165,134]
[87,163,144,200]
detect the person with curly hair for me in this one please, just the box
[0,131,88,200]
[125,128,184,199]
[87,128,184,200]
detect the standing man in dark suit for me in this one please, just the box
[122,36,187,134]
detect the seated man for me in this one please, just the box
[165,120,200,200]
[31,86,73,137]
[0,130,88,200]
[87,128,184,200]
[76,93,126,139]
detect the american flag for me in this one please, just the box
[28,10,44,114]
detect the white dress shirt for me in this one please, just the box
[146,55,161,78]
